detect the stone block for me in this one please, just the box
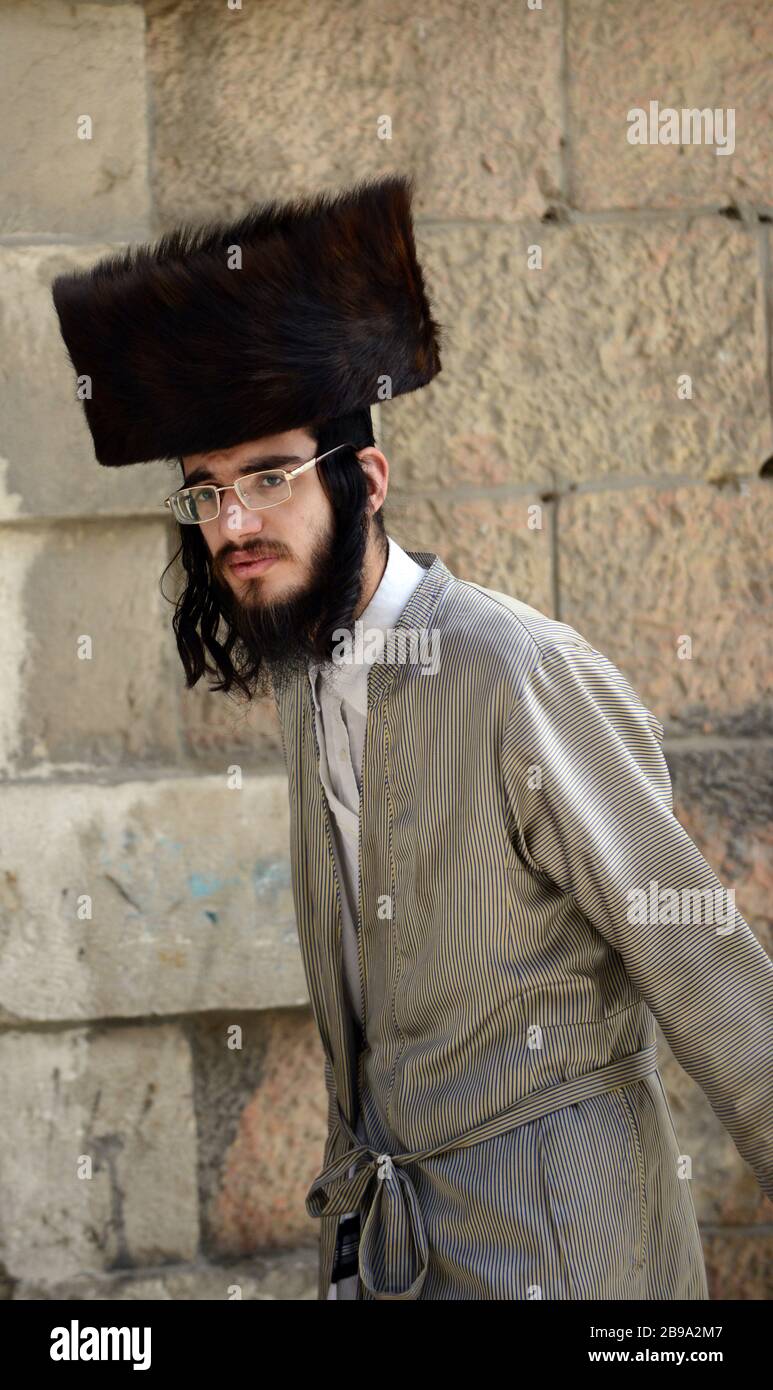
[0,1025,198,1283]
[194,1009,328,1254]
[15,1248,318,1300]
[567,0,773,211]
[701,1228,773,1301]
[385,494,554,615]
[144,0,562,226]
[383,219,770,489]
[0,0,151,237]
[559,479,772,734]
[0,519,179,774]
[0,775,303,1021]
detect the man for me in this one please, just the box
[52,173,772,1302]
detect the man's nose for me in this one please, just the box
[217,490,266,538]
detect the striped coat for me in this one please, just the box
[273,550,773,1300]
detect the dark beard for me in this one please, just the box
[212,521,367,701]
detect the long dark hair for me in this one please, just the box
[160,408,387,701]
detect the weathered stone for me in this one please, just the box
[383,494,554,614]
[0,1025,198,1283]
[144,0,562,227]
[559,480,772,734]
[194,1010,328,1254]
[0,2,151,237]
[0,520,179,774]
[0,776,304,1021]
[567,0,773,211]
[701,1228,773,1301]
[383,220,770,490]
[178,664,286,773]
[15,1248,318,1300]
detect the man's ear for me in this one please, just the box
[357,448,389,512]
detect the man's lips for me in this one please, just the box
[228,551,283,573]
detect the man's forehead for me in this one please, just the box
[181,428,316,478]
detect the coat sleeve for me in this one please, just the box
[322,1053,339,1157]
[500,640,773,1200]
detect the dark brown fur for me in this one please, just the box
[51,172,443,467]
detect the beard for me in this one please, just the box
[211,513,369,701]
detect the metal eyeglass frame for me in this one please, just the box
[163,442,354,524]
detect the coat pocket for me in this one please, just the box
[537,1082,649,1299]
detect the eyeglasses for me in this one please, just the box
[163,443,354,525]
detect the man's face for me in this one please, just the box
[179,426,358,688]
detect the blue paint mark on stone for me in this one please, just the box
[156,835,185,858]
[188,873,225,898]
[252,861,291,897]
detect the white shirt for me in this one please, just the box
[307,534,428,1299]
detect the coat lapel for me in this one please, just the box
[274,550,454,1138]
[276,667,360,1127]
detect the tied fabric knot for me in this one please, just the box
[305,1137,429,1300]
[306,1042,660,1300]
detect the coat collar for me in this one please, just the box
[365,549,453,707]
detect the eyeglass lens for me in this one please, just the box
[172,470,292,523]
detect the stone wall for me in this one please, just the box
[1,0,770,1299]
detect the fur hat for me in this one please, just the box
[50,172,443,468]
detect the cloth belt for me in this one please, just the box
[306,1041,660,1300]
